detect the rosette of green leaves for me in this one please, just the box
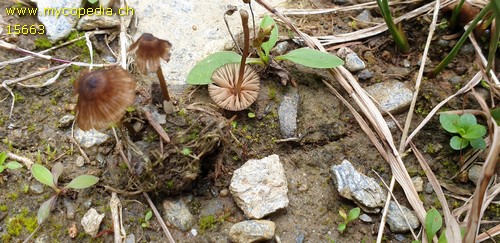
[439,113,487,150]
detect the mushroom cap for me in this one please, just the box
[128,33,172,73]
[75,67,136,131]
[208,63,260,111]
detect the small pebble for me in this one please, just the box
[63,199,76,219]
[30,184,45,194]
[336,47,353,59]
[82,199,92,209]
[459,44,475,55]
[219,189,229,197]
[359,214,373,223]
[58,114,75,128]
[274,42,289,56]
[425,183,434,194]
[468,165,482,185]
[356,9,372,23]
[394,234,406,242]
[411,176,424,192]
[75,156,85,167]
[437,39,450,47]
[345,53,366,72]
[357,69,374,80]
[403,59,411,68]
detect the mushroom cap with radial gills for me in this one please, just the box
[208,63,260,111]
[74,66,136,131]
[127,33,172,73]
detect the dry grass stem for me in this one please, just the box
[398,0,440,153]
[282,1,420,15]
[109,193,126,243]
[468,33,500,86]
[143,108,171,143]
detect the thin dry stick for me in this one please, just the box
[282,0,418,15]
[399,0,440,153]
[110,193,126,243]
[377,176,397,243]
[143,108,171,143]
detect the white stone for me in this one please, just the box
[229,220,276,243]
[127,0,286,89]
[32,0,84,42]
[74,128,109,148]
[81,208,105,237]
[365,80,413,114]
[230,154,289,219]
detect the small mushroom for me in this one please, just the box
[128,33,172,102]
[208,9,260,111]
[74,67,136,131]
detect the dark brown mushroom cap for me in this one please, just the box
[208,63,260,111]
[128,33,172,73]
[74,67,136,131]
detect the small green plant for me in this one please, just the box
[337,207,360,234]
[439,113,487,150]
[413,208,447,243]
[181,148,192,156]
[376,0,410,53]
[187,15,343,86]
[141,210,153,228]
[31,162,99,224]
[0,151,22,174]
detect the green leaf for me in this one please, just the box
[88,0,98,4]
[51,162,64,186]
[337,223,346,233]
[347,207,361,222]
[439,113,460,133]
[32,164,56,189]
[458,113,477,129]
[248,112,256,118]
[260,15,278,56]
[275,48,344,68]
[0,166,4,173]
[339,209,347,220]
[491,107,500,126]
[186,51,242,85]
[145,210,153,221]
[438,228,448,243]
[38,195,57,224]
[425,208,443,242]
[0,151,6,165]
[5,161,22,170]
[463,124,486,139]
[450,136,469,150]
[64,175,99,189]
[469,138,486,150]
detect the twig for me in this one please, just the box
[376,176,396,243]
[7,151,33,169]
[103,185,143,196]
[110,192,126,243]
[143,108,171,143]
[143,191,175,243]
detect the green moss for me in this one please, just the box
[71,65,81,73]
[13,92,25,103]
[1,233,12,242]
[268,87,277,101]
[199,215,217,232]
[0,205,7,212]
[166,180,174,189]
[7,192,19,200]
[34,37,53,49]
[5,208,37,238]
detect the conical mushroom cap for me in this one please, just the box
[128,33,172,73]
[208,63,260,111]
[75,67,136,131]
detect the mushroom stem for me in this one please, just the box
[235,9,250,94]
[156,68,171,102]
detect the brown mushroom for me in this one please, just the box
[208,9,260,111]
[74,66,136,131]
[128,33,172,102]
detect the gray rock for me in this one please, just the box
[386,201,420,233]
[75,155,85,167]
[295,232,305,243]
[459,43,475,55]
[273,41,289,56]
[411,176,424,192]
[331,160,386,213]
[30,183,45,194]
[127,0,285,89]
[394,234,406,242]
[345,53,366,72]
[403,60,411,68]
[82,199,92,209]
[74,129,110,148]
[425,183,434,194]
[437,39,450,47]
[468,164,482,185]
[124,234,135,243]
[359,214,373,223]
[34,234,50,243]
[336,47,353,59]
[365,80,413,114]
[230,154,289,219]
[162,198,195,231]
[449,76,462,85]
[357,69,374,80]
[228,220,276,243]
[63,199,76,219]
[278,87,299,138]
[81,208,105,237]
[386,66,411,77]
[58,114,74,128]
[32,0,84,42]
[356,10,372,23]
[77,15,120,31]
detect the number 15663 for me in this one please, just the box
[6,24,45,35]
